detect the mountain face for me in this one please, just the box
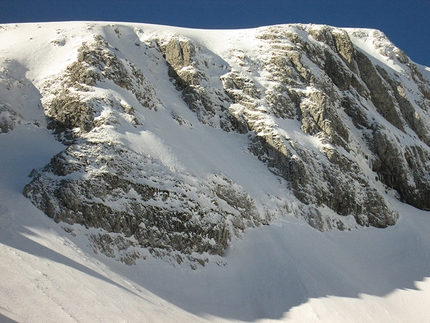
[1,22,429,265]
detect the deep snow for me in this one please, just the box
[1,22,430,322]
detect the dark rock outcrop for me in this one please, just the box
[15,23,430,265]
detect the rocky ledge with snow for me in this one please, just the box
[1,22,429,265]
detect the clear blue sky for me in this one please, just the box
[1,0,429,67]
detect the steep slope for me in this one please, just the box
[1,21,430,323]
[1,22,429,265]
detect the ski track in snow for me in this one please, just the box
[0,21,430,322]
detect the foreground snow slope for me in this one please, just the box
[0,21,430,322]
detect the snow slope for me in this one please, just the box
[1,22,430,322]
[1,127,430,323]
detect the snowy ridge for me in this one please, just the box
[0,21,430,322]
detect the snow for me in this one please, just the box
[1,21,430,322]
[346,28,403,74]
[2,167,430,322]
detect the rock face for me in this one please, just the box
[1,22,429,265]
[23,141,261,263]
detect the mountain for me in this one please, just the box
[0,22,430,322]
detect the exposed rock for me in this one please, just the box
[376,65,430,145]
[355,51,405,130]
[41,34,159,141]
[11,23,429,265]
[89,232,141,265]
[0,104,21,133]
[158,36,245,133]
[23,141,264,260]
[368,126,430,210]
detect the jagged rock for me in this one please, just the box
[376,65,430,145]
[157,36,245,133]
[3,22,426,265]
[23,141,264,259]
[368,125,430,210]
[0,104,21,133]
[356,51,405,130]
[89,233,140,265]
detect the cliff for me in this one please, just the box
[1,22,429,265]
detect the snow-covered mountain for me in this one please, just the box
[1,22,430,322]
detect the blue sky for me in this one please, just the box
[1,0,429,66]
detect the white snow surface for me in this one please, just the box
[1,22,430,322]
